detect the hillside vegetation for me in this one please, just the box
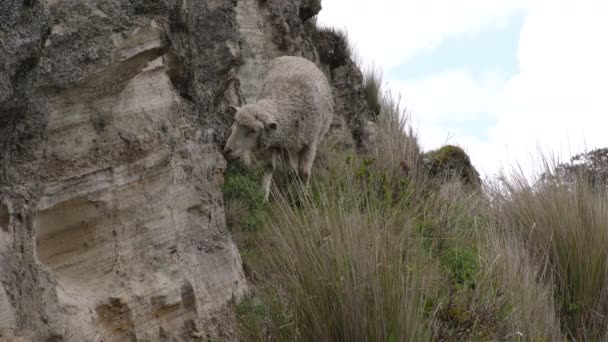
[223,34,608,342]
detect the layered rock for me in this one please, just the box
[1,1,247,340]
[0,0,377,340]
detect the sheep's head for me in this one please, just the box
[224,105,277,159]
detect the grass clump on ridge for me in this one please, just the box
[362,66,383,115]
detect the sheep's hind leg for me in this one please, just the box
[280,149,299,184]
[297,145,317,186]
[260,151,276,201]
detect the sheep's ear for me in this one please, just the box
[266,121,278,131]
[229,105,240,114]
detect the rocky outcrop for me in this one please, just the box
[424,145,481,188]
[0,0,376,340]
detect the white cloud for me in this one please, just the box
[485,1,608,177]
[317,0,526,69]
[393,70,504,124]
[319,1,608,179]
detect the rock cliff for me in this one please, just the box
[0,0,374,340]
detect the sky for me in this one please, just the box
[317,0,608,180]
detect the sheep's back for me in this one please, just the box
[257,56,333,147]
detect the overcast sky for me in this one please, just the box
[318,0,608,179]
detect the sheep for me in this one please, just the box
[224,56,333,200]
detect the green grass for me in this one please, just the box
[223,162,267,232]
[440,246,477,289]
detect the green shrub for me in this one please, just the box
[440,247,477,289]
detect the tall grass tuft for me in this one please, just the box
[486,165,608,339]
[358,62,422,184]
[371,92,422,184]
[252,158,433,341]
[478,223,565,340]
[362,65,383,115]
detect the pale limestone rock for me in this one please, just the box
[235,0,281,103]
[31,31,246,340]
[1,2,247,339]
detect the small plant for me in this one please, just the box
[223,162,267,232]
[236,297,266,341]
[440,246,477,289]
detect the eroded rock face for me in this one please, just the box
[310,27,379,150]
[1,0,247,340]
[0,0,375,339]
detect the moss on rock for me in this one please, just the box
[424,145,481,187]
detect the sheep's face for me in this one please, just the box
[224,106,277,159]
[224,121,261,159]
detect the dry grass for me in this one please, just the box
[355,58,422,184]
[485,167,608,339]
[255,175,433,341]
[479,223,565,340]
[371,92,422,183]
[229,148,436,340]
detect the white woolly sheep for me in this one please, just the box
[224,56,333,199]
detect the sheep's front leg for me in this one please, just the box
[260,150,276,200]
[297,144,317,186]
[285,150,298,173]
